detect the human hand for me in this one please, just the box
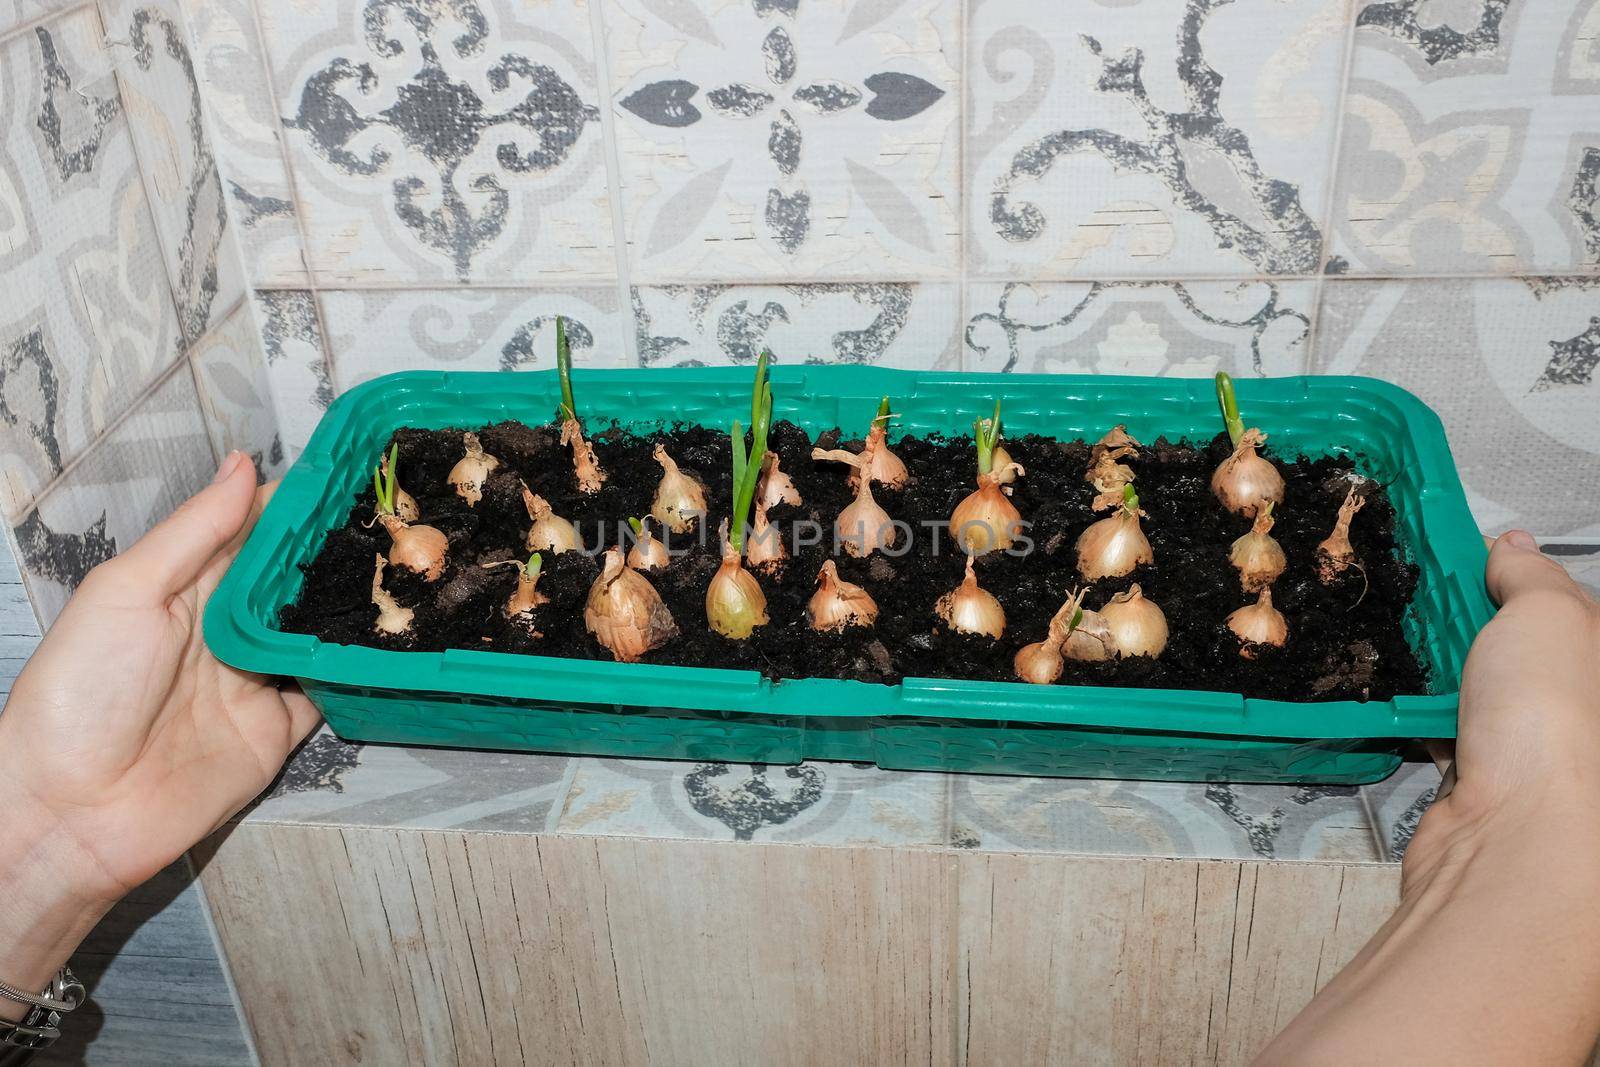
[0,452,320,1005]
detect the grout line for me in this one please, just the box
[0,0,93,47]
[185,853,266,1067]
[1355,786,1391,862]
[585,0,639,367]
[1305,0,1366,374]
[955,0,970,372]
[268,276,628,293]
[543,757,586,834]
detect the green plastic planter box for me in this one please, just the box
[204,368,1493,784]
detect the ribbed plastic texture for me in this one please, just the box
[204,368,1494,784]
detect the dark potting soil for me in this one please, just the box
[279,419,1428,702]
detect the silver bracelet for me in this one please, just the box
[0,970,82,1014]
[0,968,83,1054]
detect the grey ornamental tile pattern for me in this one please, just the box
[251,288,332,461]
[189,298,286,479]
[1313,276,1600,538]
[632,281,960,368]
[258,0,616,285]
[963,279,1314,376]
[320,285,630,391]
[607,0,959,282]
[966,0,1345,279]
[1359,758,1442,862]
[0,11,179,521]
[1328,0,1600,275]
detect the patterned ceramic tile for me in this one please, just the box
[1328,0,1600,275]
[0,0,73,39]
[949,777,1380,861]
[1359,759,1440,861]
[632,281,958,367]
[183,0,309,287]
[244,725,574,833]
[189,297,285,478]
[556,756,950,846]
[104,0,247,347]
[251,288,331,461]
[606,0,960,282]
[258,0,616,285]
[0,10,181,521]
[321,285,630,391]
[964,279,1314,375]
[1314,276,1600,537]
[12,365,214,623]
[966,0,1346,279]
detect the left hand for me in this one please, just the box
[0,452,321,1004]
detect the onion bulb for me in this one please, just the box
[560,418,606,495]
[378,513,448,581]
[706,519,769,639]
[1229,502,1287,592]
[807,560,878,632]
[859,403,910,489]
[626,517,670,572]
[935,555,1006,638]
[745,497,787,575]
[1063,594,1114,663]
[585,547,678,662]
[523,487,579,554]
[448,432,499,506]
[1075,486,1153,580]
[950,464,1025,556]
[379,451,419,522]
[1316,488,1366,584]
[1227,587,1288,657]
[1099,584,1168,659]
[1212,428,1284,518]
[814,449,897,557]
[371,554,414,635]
[759,451,801,509]
[1014,596,1081,685]
[651,444,708,534]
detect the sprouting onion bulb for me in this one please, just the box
[585,547,678,662]
[935,555,1006,638]
[1076,484,1153,580]
[1229,501,1287,592]
[523,487,579,554]
[952,400,1025,555]
[813,448,897,557]
[651,444,708,534]
[1211,373,1283,517]
[1227,587,1288,657]
[1099,584,1168,659]
[554,314,606,494]
[625,516,670,572]
[707,519,769,639]
[485,551,548,620]
[372,453,448,581]
[759,451,801,508]
[808,560,878,632]
[1014,595,1082,685]
[859,397,910,489]
[1316,487,1366,584]
[448,431,499,506]
[745,497,787,575]
[1063,597,1114,663]
[1086,450,1136,512]
[371,554,413,635]
[378,447,418,522]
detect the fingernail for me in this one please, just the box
[1503,529,1538,551]
[213,450,244,484]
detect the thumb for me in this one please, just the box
[1484,530,1583,608]
[113,451,259,599]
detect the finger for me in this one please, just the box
[196,479,281,601]
[114,451,259,599]
[1484,530,1584,607]
[280,684,323,746]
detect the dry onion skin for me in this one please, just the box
[625,517,671,573]
[1075,485,1153,581]
[371,554,414,635]
[1086,450,1137,512]
[706,519,770,639]
[1092,424,1141,460]
[1316,487,1367,583]
[584,547,678,662]
[1063,601,1114,663]
[1229,501,1287,592]
[934,555,1006,638]
[990,441,1018,485]
[759,451,801,509]
[522,487,580,554]
[807,560,878,632]
[1098,584,1168,659]
[447,431,499,506]
[813,448,898,557]
[651,444,709,534]
[745,497,787,575]
[1227,587,1289,658]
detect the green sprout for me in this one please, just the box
[556,315,576,423]
[730,351,773,554]
[627,516,644,537]
[1215,372,1245,446]
[523,551,542,581]
[973,399,1003,475]
[1122,483,1139,513]
[874,395,891,425]
[373,443,400,516]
